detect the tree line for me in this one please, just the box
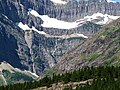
[0,66,120,90]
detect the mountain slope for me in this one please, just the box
[55,18,120,71]
[0,61,38,86]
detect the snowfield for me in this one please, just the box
[17,9,120,39]
[18,22,88,38]
[28,10,80,29]
[28,9,120,29]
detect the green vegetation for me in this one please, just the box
[44,68,58,77]
[100,30,110,36]
[89,26,120,66]
[88,53,101,61]
[104,54,120,66]
[0,66,120,90]
[115,27,120,32]
[100,26,120,37]
[0,78,4,86]
[2,70,33,85]
[80,53,101,61]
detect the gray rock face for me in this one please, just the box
[0,14,30,70]
[55,18,120,72]
[24,30,86,75]
[0,14,83,75]
[0,0,120,75]
[43,22,101,37]
[1,0,120,22]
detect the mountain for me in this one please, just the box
[55,17,120,72]
[0,13,88,76]
[0,0,120,77]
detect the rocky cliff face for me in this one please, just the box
[1,0,120,25]
[55,18,120,72]
[0,13,87,75]
[0,14,29,70]
[0,0,120,75]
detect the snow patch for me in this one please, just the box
[50,0,67,4]
[47,33,88,39]
[107,0,116,3]
[4,15,8,19]
[24,70,39,78]
[28,10,80,29]
[18,22,31,30]
[77,12,120,25]
[18,22,47,35]
[31,26,47,35]
[76,34,88,39]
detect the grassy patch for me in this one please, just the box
[80,53,101,61]
[104,55,120,66]
[100,30,110,36]
[100,27,120,37]
[44,68,58,77]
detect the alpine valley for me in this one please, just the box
[0,0,120,88]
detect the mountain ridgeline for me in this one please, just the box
[1,0,120,22]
